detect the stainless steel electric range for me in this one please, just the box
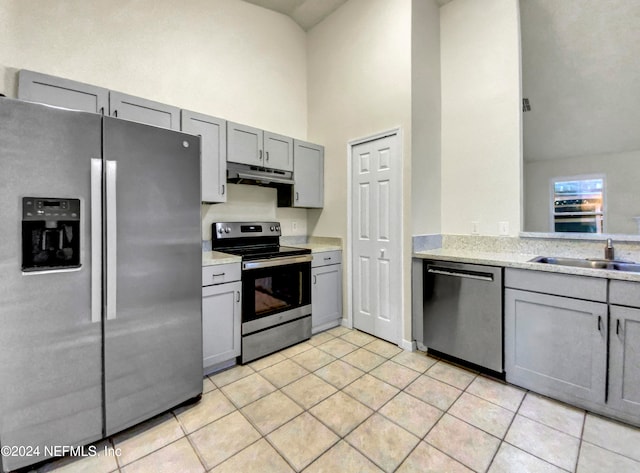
[212,222,312,363]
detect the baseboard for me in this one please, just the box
[312,319,342,334]
[399,339,416,352]
[340,317,353,329]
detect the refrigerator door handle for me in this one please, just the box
[106,160,118,320]
[91,158,103,324]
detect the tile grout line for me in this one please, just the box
[579,439,640,466]
[500,441,574,473]
[483,387,528,472]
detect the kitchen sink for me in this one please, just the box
[530,256,640,272]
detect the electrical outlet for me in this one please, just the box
[292,220,298,232]
[499,221,509,236]
[472,221,480,235]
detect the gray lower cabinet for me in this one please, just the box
[608,280,640,418]
[505,288,608,404]
[609,305,640,416]
[202,265,241,374]
[109,91,180,130]
[293,140,324,208]
[17,69,108,114]
[181,110,227,203]
[505,269,640,426]
[227,122,293,171]
[311,251,342,333]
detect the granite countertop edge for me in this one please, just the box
[413,249,640,282]
[202,243,342,267]
[289,243,342,253]
[202,251,242,267]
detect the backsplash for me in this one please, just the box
[201,184,307,241]
[413,234,640,262]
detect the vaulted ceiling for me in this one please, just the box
[242,0,453,30]
[241,0,348,30]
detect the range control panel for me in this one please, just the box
[23,198,81,221]
[213,222,281,239]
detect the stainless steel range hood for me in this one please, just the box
[227,162,294,186]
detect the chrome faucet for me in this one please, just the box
[604,238,615,260]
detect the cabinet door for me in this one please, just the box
[609,305,640,416]
[227,122,263,166]
[18,70,108,114]
[202,281,241,370]
[182,110,227,203]
[505,289,607,404]
[293,140,324,208]
[312,264,342,333]
[109,91,180,130]
[264,131,293,171]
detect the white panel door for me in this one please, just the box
[352,133,401,343]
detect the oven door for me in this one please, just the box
[241,256,312,334]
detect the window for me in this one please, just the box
[551,176,605,233]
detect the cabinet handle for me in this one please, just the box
[324,257,331,261]
[212,272,225,278]
[113,109,118,117]
[236,291,240,302]
[266,151,269,161]
[597,315,603,332]
[296,192,299,201]
[313,275,317,284]
[222,184,225,195]
[616,319,621,336]
[259,150,262,161]
[99,107,105,115]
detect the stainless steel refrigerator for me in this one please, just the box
[0,99,202,472]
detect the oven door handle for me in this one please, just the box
[242,254,312,270]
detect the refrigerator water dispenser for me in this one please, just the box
[21,197,81,271]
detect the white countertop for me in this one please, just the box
[202,251,241,267]
[413,248,640,282]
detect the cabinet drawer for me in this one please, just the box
[505,268,606,302]
[312,251,342,267]
[202,263,241,286]
[610,280,640,308]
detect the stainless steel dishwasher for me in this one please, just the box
[416,260,503,373]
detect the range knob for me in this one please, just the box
[218,227,224,234]
[224,227,230,234]
[270,226,275,231]
[275,225,280,231]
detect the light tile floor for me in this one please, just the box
[36,327,640,473]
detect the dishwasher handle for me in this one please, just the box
[427,266,494,282]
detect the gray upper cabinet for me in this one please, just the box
[109,91,180,130]
[227,122,263,167]
[505,288,608,405]
[609,305,640,417]
[227,122,294,171]
[182,110,227,203]
[263,131,293,171]
[293,140,324,208]
[17,70,108,114]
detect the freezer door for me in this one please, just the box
[102,117,202,436]
[0,100,103,472]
